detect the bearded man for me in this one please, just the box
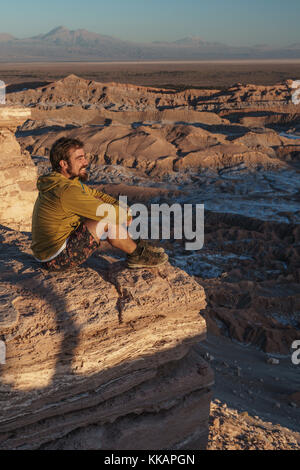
[31,137,167,271]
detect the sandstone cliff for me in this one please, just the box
[0,106,37,231]
[0,227,212,450]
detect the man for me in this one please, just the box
[31,137,168,271]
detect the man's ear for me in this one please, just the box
[59,159,68,170]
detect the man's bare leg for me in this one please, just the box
[83,218,168,268]
[83,219,137,254]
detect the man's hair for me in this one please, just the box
[50,137,84,172]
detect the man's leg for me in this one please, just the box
[83,218,168,268]
[83,219,137,254]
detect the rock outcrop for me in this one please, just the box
[0,106,37,231]
[0,227,213,450]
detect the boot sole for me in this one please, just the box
[127,258,168,269]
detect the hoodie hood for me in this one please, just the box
[37,172,78,192]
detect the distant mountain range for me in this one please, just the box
[0,26,299,61]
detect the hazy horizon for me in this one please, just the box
[1,0,299,48]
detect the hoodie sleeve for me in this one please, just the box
[84,186,119,206]
[83,184,131,222]
[61,184,126,225]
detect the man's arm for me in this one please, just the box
[87,186,119,206]
[61,184,130,225]
[85,185,132,225]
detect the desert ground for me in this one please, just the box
[1,61,300,449]
[2,60,300,91]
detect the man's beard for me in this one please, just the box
[78,169,89,182]
[69,166,89,182]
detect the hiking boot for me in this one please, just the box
[136,239,165,254]
[127,245,168,269]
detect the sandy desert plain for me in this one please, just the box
[2,59,300,91]
[1,60,300,450]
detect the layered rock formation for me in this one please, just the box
[0,106,37,231]
[0,226,213,450]
[6,74,300,115]
[17,116,292,178]
[11,75,300,180]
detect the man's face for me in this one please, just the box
[65,147,89,182]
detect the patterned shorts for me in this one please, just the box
[43,223,99,272]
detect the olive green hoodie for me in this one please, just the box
[31,171,125,261]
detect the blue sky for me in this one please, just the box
[1,0,299,47]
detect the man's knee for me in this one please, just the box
[83,218,128,241]
[82,218,105,242]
